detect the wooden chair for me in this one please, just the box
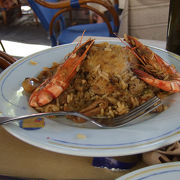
[29,0,120,46]
[0,50,16,70]
[0,40,6,52]
[0,0,22,25]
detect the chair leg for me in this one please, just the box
[16,0,22,17]
[0,40,6,52]
[1,10,7,25]
[33,13,39,25]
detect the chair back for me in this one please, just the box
[33,0,120,45]
[27,0,65,46]
[113,0,119,11]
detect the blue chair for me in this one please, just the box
[27,0,65,46]
[28,0,120,46]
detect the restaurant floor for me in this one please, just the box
[0,8,52,59]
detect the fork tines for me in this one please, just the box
[100,96,162,128]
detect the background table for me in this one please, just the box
[0,36,166,179]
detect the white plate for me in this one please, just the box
[117,162,180,180]
[1,40,180,157]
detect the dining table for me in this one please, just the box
[0,36,172,180]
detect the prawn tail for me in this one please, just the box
[133,69,180,92]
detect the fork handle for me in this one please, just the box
[0,111,90,125]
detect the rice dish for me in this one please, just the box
[28,42,169,123]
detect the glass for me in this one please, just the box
[166,0,180,55]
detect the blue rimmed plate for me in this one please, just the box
[117,162,180,180]
[0,40,180,157]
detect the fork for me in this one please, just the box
[0,96,162,128]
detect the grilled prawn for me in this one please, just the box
[124,34,180,92]
[29,38,94,107]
